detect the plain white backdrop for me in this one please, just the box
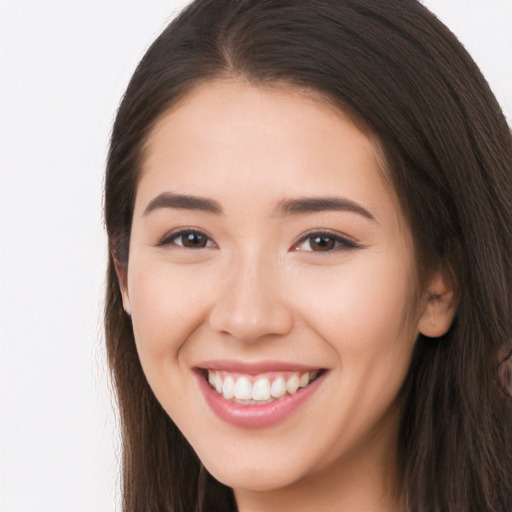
[0,1,510,511]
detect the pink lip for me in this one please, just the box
[194,367,327,429]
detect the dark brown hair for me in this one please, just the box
[104,1,512,510]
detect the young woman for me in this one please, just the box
[104,1,512,510]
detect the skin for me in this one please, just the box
[119,80,456,512]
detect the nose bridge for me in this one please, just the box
[208,247,293,342]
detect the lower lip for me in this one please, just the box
[195,370,326,429]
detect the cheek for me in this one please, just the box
[296,249,417,390]
[128,259,212,371]
[286,253,418,459]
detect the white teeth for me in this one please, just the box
[299,372,309,388]
[252,378,271,401]
[214,372,223,394]
[286,375,300,394]
[234,376,253,400]
[271,376,286,398]
[207,369,320,402]
[222,376,235,399]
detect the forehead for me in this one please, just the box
[136,79,399,224]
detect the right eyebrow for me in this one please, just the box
[277,196,377,222]
[143,192,223,216]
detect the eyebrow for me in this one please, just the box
[143,192,376,222]
[278,197,376,221]
[143,192,223,216]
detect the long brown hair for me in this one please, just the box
[104,1,512,510]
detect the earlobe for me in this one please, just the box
[418,272,458,338]
[122,291,132,316]
[113,257,131,316]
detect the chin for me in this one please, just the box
[200,452,308,492]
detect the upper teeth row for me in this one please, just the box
[207,370,318,402]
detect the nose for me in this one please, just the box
[208,252,294,343]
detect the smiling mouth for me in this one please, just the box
[201,369,326,405]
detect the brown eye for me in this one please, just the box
[157,230,215,249]
[294,231,359,252]
[309,235,336,251]
[180,232,208,248]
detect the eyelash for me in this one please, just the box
[156,229,216,249]
[156,229,359,253]
[293,231,359,253]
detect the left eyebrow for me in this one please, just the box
[277,197,377,222]
[143,192,223,216]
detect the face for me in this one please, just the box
[122,80,423,493]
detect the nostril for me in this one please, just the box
[208,302,293,343]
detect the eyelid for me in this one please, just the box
[292,229,360,252]
[155,228,217,248]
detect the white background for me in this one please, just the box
[1,1,510,511]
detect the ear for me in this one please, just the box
[113,258,131,316]
[417,272,458,338]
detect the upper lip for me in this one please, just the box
[195,359,326,375]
